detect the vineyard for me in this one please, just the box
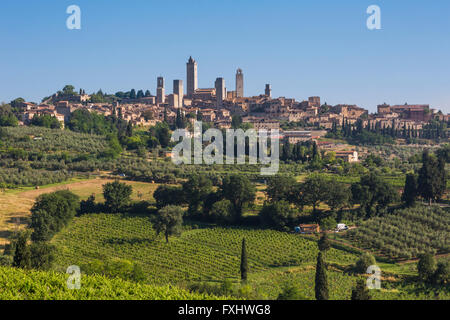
[51,213,358,285]
[249,265,450,300]
[345,206,450,260]
[0,266,225,300]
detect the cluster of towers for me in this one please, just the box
[155,57,271,108]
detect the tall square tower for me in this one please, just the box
[236,68,244,98]
[186,56,198,97]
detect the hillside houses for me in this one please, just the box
[14,73,448,143]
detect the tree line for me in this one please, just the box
[327,118,448,144]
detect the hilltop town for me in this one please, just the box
[10,57,449,146]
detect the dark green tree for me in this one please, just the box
[126,121,133,137]
[102,180,132,213]
[266,175,297,202]
[176,108,185,129]
[62,85,76,95]
[432,260,449,285]
[355,253,376,274]
[351,279,371,300]
[30,242,56,270]
[231,115,242,129]
[417,253,436,283]
[182,175,212,215]
[79,194,97,215]
[311,141,320,161]
[325,178,350,212]
[30,190,80,242]
[0,103,19,127]
[259,200,297,231]
[351,173,398,217]
[220,175,256,221]
[209,199,234,224]
[418,150,446,205]
[281,139,292,161]
[402,173,418,207]
[12,231,31,269]
[318,233,331,252]
[153,185,184,209]
[151,122,170,148]
[314,252,328,300]
[153,205,183,243]
[301,174,328,214]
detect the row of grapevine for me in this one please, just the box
[51,213,358,285]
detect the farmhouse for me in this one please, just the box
[298,224,320,234]
[335,150,359,163]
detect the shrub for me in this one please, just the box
[432,260,449,285]
[277,282,307,300]
[417,253,437,282]
[355,253,376,274]
[209,200,234,224]
[81,258,146,283]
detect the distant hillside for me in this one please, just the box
[0,266,224,300]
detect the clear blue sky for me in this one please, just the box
[1,0,449,113]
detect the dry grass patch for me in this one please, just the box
[0,178,160,247]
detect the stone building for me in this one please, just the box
[236,68,244,98]
[186,56,198,97]
[156,77,165,104]
[265,84,272,98]
[215,77,226,108]
[173,80,183,108]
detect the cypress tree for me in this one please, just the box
[240,238,248,282]
[315,252,329,300]
[126,121,133,137]
[281,139,291,161]
[402,173,418,207]
[12,231,31,269]
[312,141,320,161]
[351,279,371,300]
[318,233,331,252]
[418,150,446,205]
[163,107,168,123]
